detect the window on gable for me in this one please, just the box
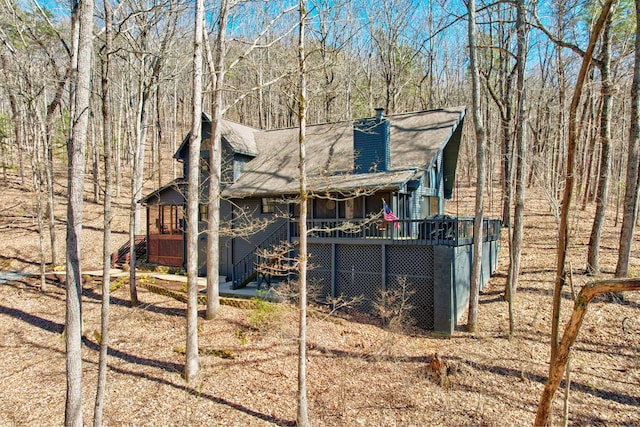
[199,204,208,222]
[200,157,210,187]
[261,197,277,214]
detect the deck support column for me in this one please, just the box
[330,243,336,298]
[433,246,454,336]
[381,244,387,291]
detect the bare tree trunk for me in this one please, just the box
[535,278,640,426]
[128,182,138,306]
[184,0,204,382]
[132,68,149,237]
[550,0,613,377]
[615,0,640,278]
[205,0,229,320]
[155,89,162,189]
[562,351,572,427]
[577,82,597,210]
[91,118,99,203]
[45,139,58,266]
[128,75,142,306]
[587,10,614,275]
[1,52,24,186]
[31,128,47,289]
[116,87,123,197]
[507,0,529,336]
[466,0,486,333]
[297,2,310,426]
[553,1,568,200]
[93,1,114,423]
[500,109,513,231]
[44,68,70,268]
[65,0,93,423]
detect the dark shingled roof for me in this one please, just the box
[221,107,466,198]
[174,113,260,160]
[220,119,258,156]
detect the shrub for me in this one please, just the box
[247,297,283,331]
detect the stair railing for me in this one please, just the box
[232,221,288,289]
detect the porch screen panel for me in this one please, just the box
[365,192,390,217]
[148,206,161,234]
[387,245,434,329]
[335,245,382,310]
[307,244,332,299]
[149,205,184,235]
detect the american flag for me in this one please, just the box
[383,200,399,222]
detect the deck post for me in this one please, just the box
[330,243,336,298]
[433,246,454,335]
[381,244,387,291]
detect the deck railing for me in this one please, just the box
[290,217,501,247]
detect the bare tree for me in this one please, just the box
[587,6,615,275]
[31,1,71,268]
[536,278,640,426]
[0,50,24,184]
[466,0,486,333]
[93,0,114,423]
[550,0,614,375]
[65,0,93,423]
[184,0,204,382]
[479,3,516,231]
[368,0,419,115]
[124,0,179,306]
[203,1,297,317]
[615,0,640,278]
[297,2,310,425]
[506,0,530,336]
[0,1,71,274]
[204,0,230,320]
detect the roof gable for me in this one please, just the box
[174,113,260,160]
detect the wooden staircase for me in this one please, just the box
[112,235,147,265]
[232,222,288,289]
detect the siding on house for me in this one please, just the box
[353,116,391,173]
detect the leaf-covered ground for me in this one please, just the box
[1,172,639,426]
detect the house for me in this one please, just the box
[140,107,501,335]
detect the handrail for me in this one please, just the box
[289,217,501,246]
[112,235,147,264]
[231,221,288,289]
[231,217,500,287]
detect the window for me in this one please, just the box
[425,167,436,189]
[421,196,439,217]
[199,204,208,222]
[261,197,277,214]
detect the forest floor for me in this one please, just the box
[0,170,640,426]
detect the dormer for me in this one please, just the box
[173,113,259,184]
